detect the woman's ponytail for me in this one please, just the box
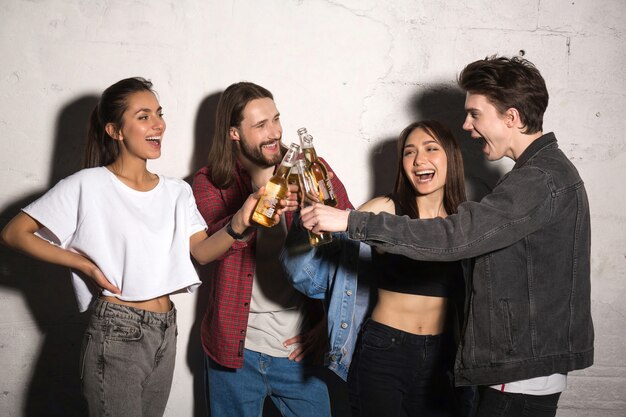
[81,77,154,168]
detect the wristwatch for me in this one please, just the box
[225,222,247,241]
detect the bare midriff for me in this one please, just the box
[100,294,172,313]
[371,288,448,335]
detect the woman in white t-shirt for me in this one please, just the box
[0,77,280,417]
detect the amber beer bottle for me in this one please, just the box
[251,143,300,227]
[297,127,337,207]
[293,160,333,246]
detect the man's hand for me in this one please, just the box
[300,203,350,233]
[300,171,334,208]
[283,317,328,363]
[236,187,267,229]
[281,183,301,212]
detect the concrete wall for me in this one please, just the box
[1,0,624,416]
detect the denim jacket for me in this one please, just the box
[280,223,374,381]
[347,133,594,386]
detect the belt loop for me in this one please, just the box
[95,298,106,319]
[168,303,176,327]
[141,308,150,324]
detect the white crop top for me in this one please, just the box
[23,167,207,311]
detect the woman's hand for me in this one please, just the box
[1,212,121,294]
[82,261,121,295]
[300,203,350,233]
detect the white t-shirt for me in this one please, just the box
[245,214,308,357]
[23,167,207,311]
[490,373,567,395]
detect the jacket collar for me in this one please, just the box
[513,132,557,169]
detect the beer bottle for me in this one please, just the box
[251,143,300,227]
[297,127,337,207]
[293,160,333,246]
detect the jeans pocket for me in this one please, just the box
[106,318,143,341]
[524,394,560,417]
[361,327,395,351]
[79,333,92,381]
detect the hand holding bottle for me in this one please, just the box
[293,159,333,246]
[297,128,337,207]
[300,203,350,234]
[238,186,293,232]
[300,170,335,208]
[251,143,300,227]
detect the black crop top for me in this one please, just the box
[372,199,463,297]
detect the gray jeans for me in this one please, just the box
[80,298,177,417]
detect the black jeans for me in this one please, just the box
[476,387,560,417]
[348,319,459,417]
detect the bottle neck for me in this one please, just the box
[274,163,292,179]
[303,146,318,163]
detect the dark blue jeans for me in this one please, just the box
[348,319,460,417]
[205,349,330,417]
[476,387,560,417]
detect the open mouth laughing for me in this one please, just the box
[414,169,435,182]
[146,136,162,146]
[261,140,279,152]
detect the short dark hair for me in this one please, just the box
[206,82,274,189]
[83,77,155,168]
[391,120,466,219]
[458,56,548,134]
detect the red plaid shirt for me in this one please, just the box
[192,157,353,368]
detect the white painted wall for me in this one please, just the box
[1,1,624,416]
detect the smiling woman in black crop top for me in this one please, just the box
[347,121,468,417]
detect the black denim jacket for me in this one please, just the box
[348,133,594,386]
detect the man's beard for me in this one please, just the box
[239,135,283,168]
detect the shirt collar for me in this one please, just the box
[513,132,557,169]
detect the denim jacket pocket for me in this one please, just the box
[106,318,143,342]
[500,299,517,355]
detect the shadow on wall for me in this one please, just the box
[369,84,502,203]
[184,91,219,417]
[368,133,399,199]
[0,95,98,417]
[184,93,222,186]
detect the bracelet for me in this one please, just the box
[225,221,247,241]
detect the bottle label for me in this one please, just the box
[317,179,330,200]
[260,196,278,217]
[300,133,313,148]
[324,178,336,199]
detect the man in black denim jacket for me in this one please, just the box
[301,56,593,416]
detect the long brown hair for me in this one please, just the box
[206,82,274,189]
[83,77,155,168]
[391,120,466,219]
